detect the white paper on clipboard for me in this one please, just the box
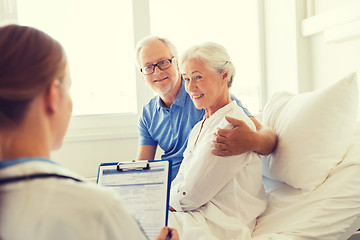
[97,160,172,240]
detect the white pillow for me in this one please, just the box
[262,72,359,193]
[342,122,360,166]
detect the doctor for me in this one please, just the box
[0,24,178,240]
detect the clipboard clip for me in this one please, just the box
[117,161,150,172]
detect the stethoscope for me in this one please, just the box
[0,158,83,185]
[0,173,82,185]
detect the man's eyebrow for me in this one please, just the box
[144,57,170,66]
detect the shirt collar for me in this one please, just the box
[0,157,58,169]
[203,101,237,123]
[173,79,187,107]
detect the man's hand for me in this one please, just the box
[156,226,179,240]
[211,116,277,157]
[211,116,257,156]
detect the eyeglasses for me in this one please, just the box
[140,57,175,75]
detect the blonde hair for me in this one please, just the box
[0,24,67,129]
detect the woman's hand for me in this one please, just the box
[156,226,179,240]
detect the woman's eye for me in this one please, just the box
[184,77,190,81]
[195,75,202,80]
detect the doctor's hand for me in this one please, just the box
[156,226,179,240]
[211,116,258,157]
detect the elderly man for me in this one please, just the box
[135,36,277,181]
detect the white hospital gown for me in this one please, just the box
[0,159,147,240]
[169,101,267,240]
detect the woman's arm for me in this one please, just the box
[170,149,252,212]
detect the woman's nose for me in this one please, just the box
[187,79,197,92]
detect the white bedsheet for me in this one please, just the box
[253,160,360,240]
[169,123,360,240]
[169,159,360,240]
[168,145,360,240]
[252,123,360,240]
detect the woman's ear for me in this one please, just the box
[222,70,229,83]
[44,79,61,115]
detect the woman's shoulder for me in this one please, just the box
[227,101,250,118]
[216,101,255,129]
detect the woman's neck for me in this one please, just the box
[0,125,50,161]
[205,93,231,118]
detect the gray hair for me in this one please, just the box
[179,42,235,88]
[135,36,178,68]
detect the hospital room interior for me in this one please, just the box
[1,0,360,239]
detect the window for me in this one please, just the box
[16,0,137,116]
[2,0,264,140]
[149,0,262,114]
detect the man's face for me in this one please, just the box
[138,40,179,96]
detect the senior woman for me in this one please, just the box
[168,42,267,240]
[0,24,178,240]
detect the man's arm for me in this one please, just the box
[211,116,278,156]
[136,145,157,160]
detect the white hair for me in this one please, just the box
[179,42,235,88]
[135,36,178,68]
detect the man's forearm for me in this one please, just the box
[252,127,278,155]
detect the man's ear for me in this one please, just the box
[175,58,180,72]
[44,80,61,115]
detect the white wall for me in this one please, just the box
[0,0,16,22]
[263,0,360,114]
[304,0,360,118]
[262,0,299,97]
[52,137,139,179]
[311,35,360,87]
[262,0,313,100]
[304,0,360,88]
[52,132,164,180]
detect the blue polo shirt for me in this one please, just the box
[138,80,252,181]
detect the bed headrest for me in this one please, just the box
[262,72,359,193]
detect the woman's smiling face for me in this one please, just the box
[181,57,229,117]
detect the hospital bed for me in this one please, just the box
[251,72,360,240]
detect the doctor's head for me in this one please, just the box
[179,42,235,117]
[0,24,72,150]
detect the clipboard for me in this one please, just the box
[96,160,172,240]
